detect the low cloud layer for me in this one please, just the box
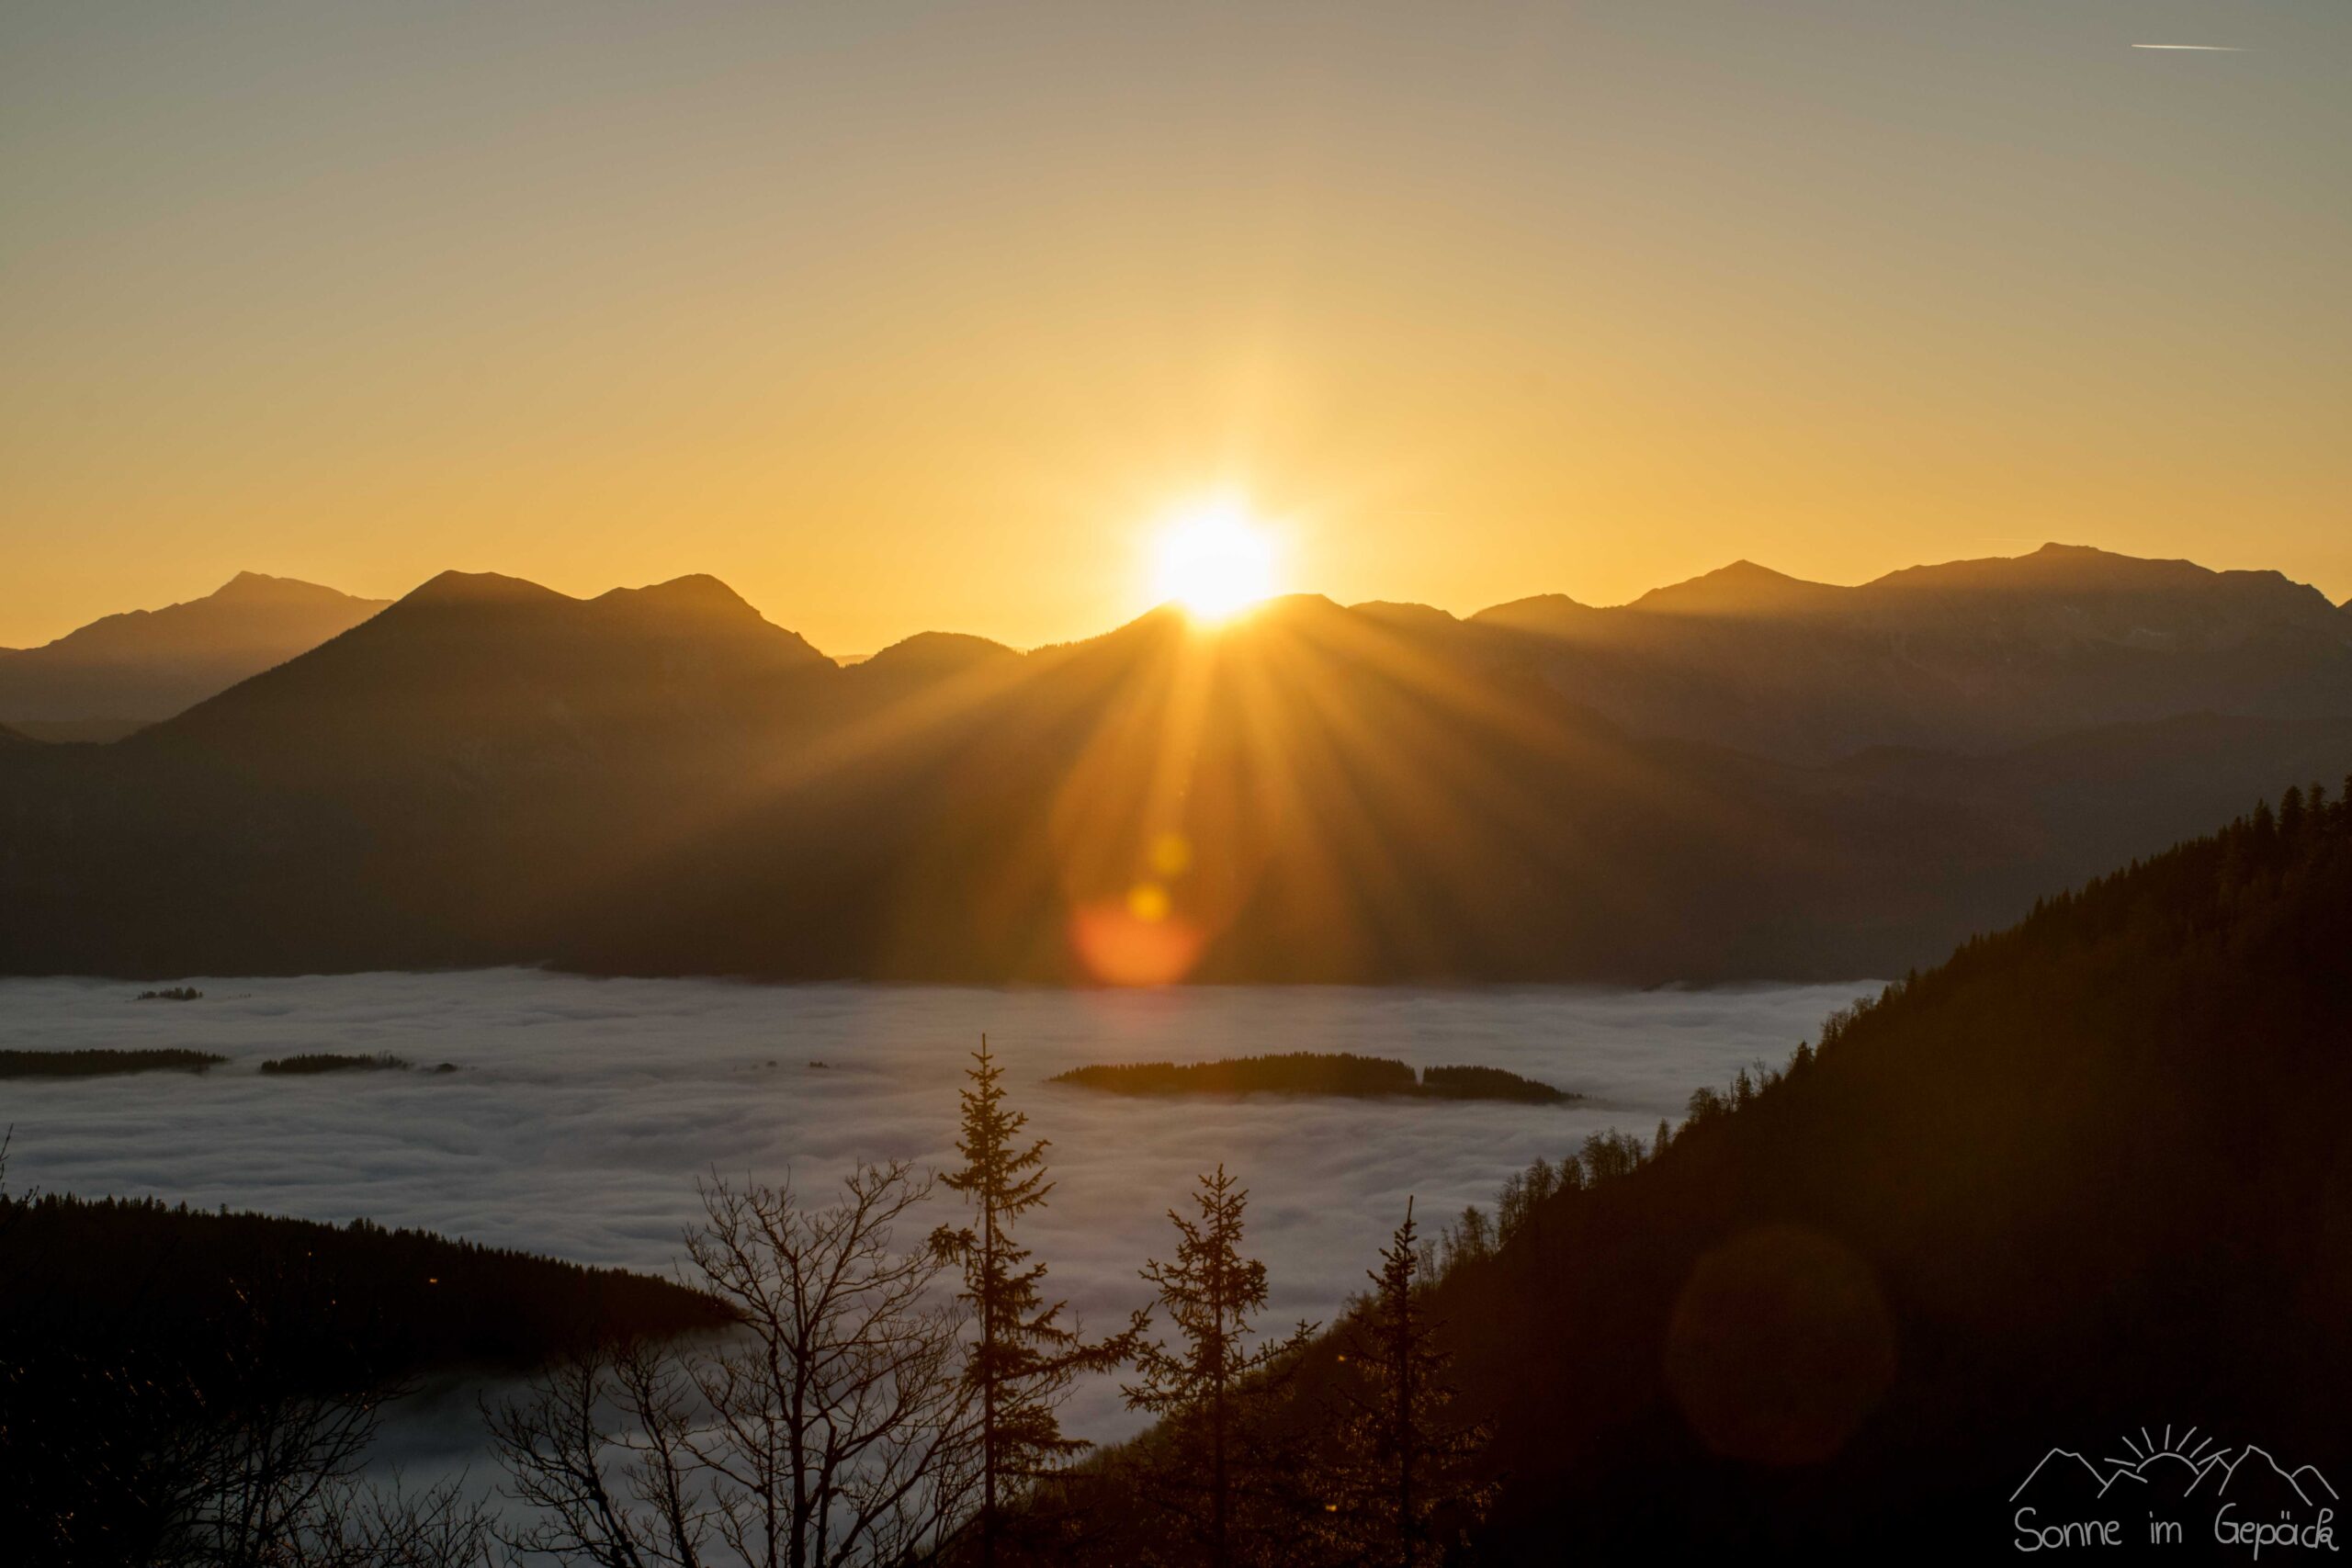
[1,969,1867,1441]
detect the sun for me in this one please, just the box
[1150,498,1281,623]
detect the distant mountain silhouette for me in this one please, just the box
[1631,557,1849,617]
[1474,543,2352,761]
[2,551,2348,981]
[0,571,389,730]
[146,568,827,769]
[846,630,1021,699]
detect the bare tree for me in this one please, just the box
[166,1375,391,1563]
[147,1365,492,1568]
[491,1160,976,1568]
[488,1338,704,1567]
[283,1474,495,1568]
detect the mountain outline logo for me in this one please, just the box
[2010,1427,2339,1554]
[2013,1427,2338,1508]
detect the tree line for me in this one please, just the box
[5,1037,1516,1567]
[7,1011,1849,1568]
[488,1037,1498,1568]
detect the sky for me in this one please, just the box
[5,1,2348,655]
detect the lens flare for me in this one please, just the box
[1071,899,1204,987]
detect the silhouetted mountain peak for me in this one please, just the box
[1466,593,1600,636]
[594,573,763,621]
[132,566,833,770]
[0,574,392,724]
[860,631,1016,674]
[1867,542,2345,635]
[1349,601,1462,636]
[399,570,569,610]
[591,574,825,657]
[1243,592,1347,626]
[1633,558,1841,616]
[208,570,360,606]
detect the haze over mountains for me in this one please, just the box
[1482,544,2352,761]
[2,545,2347,983]
[0,571,389,740]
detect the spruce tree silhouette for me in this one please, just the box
[1321,1201,1493,1567]
[1124,1166,1317,1567]
[933,1037,1135,1566]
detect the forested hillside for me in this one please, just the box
[1427,782,2352,1558]
[0,1192,732,1562]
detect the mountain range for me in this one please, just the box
[2,545,2348,981]
[9,546,2349,761]
[1478,544,2352,761]
[0,571,389,739]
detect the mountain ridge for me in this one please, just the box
[0,572,390,728]
[1465,542,2352,761]
[5,545,2349,983]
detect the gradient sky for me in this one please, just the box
[5,1,2347,654]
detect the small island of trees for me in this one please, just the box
[258,1052,413,1076]
[1050,1051,1576,1103]
[0,1047,229,1078]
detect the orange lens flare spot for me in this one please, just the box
[1126,882,1171,922]
[1149,832,1193,878]
[1071,900,1204,987]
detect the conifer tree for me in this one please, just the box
[933,1037,1131,1565]
[1124,1166,1317,1568]
[1321,1201,1493,1567]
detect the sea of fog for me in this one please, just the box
[0,969,1871,1454]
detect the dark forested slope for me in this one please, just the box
[0,1192,732,1559]
[1418,786,2352,1559]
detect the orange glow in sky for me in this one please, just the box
[4,6,2349,653]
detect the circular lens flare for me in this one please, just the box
[1150,498,1279,623]
[1072,899,1204,987]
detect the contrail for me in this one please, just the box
[2132,43,2245,51]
